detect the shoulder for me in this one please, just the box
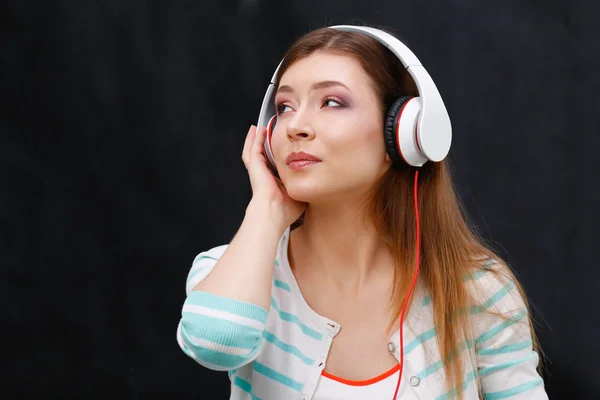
[465,258,527,311]
[463,257,532,341]
[185,244,229,295]
[462,259,548,398]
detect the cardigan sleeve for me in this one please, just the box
[175,245,269,371]
[468,261,549,399]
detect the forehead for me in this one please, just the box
[278,51,369,88]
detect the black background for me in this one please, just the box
[2,0,599,398]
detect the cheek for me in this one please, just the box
[336,120,384,163]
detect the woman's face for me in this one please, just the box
[271,51,392,204]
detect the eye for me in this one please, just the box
[276,103,292,114]
[321,96,344,108]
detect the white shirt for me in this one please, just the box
[313,368,420,400]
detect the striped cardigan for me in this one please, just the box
[176,227,548,399]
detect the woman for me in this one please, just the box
[176,25,548,400]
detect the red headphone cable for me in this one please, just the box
[392,169,421,399]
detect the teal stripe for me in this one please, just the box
[186,291,269,322]
[234,376,252,392]
[479,353,537,377]
[181,342,257,368]
[424,264,492,307]
[404,328,436,355]
[422,296,432,306]
[233,377,262,400]
[274,280,291,292]
[228,369,238,378]
[463,269,489,281]
[483,377,543,400]
[254,361,304,391]
[409,285,522,355]
[274,259,280,266]
[416,340,473,380]
[477,339,532,356]
[476,309,527,345]
[262,330,314,365]
[470,270,488,280]
[181,313,262,349]
[270,297,323,340]
[417,359,443,380]
[470,281,515,314]
[435,370,478,400]
[435,343,539,400]
[482,259,497,269]
[462,259,496,281]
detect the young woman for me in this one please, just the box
[176,25,548,400]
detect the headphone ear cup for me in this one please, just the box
[384,96,428,167]
[384,96,413,167]
[263,115,278,170]
[267,115,277,139]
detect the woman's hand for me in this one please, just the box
[242,125,306,230]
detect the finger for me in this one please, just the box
[250,125,267,160]
[241,125,256,165]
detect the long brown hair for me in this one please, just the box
[274,26,543,399]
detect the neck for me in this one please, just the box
[289,198,394,293]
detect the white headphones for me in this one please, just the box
[256,25,452,169]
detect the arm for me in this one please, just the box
[176,125,305,371]
[471,264,548,399]
[192,200,286,309]
[176,201,287,371]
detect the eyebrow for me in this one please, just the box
[276,80,351,94]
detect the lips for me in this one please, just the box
[285,151,322,171]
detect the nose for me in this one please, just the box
[286,111,315,141]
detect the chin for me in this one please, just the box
[282,178,330,203]
[283,170,381,205]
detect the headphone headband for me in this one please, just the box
[257,25,452,168]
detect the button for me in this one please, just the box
[387,342,396,353]
[410,376,420,386]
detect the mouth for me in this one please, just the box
[285,151,322,171]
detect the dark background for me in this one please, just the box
[2,0,599,398]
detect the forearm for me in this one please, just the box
[192,198,287,311]
[177,200,287,370]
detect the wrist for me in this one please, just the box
[244,198,288,238]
